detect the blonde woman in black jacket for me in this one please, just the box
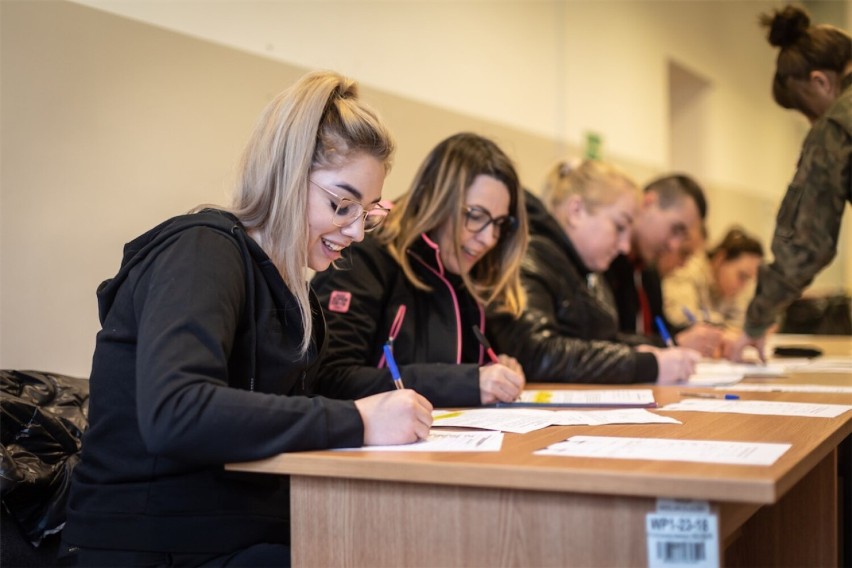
[63,71,432,567]
[487,160,700,384]
[313,133,528,407]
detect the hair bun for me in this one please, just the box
[763,5,811,48]
[558,158,583,178]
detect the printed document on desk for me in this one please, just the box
[341,429,504,452]
[432,408,553,433]
[777,356,852,374]
[687,360,788,386]
[661,398,852,418]
[535,435,791,466]
[725,384,852,394]
[431,408,680,432]
[500,388,656,408]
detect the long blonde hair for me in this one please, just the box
[231,70,395,353]
[374,132,527,316]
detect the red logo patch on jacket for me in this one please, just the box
[328,290,352,313]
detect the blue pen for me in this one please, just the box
[382,343,405,390]
[654,316,676,347]
[681,306,698,325]
[680,391,740,400]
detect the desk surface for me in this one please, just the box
[232,372,851,506]
[228,334,851,567]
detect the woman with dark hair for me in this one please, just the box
[312,132,528,407]
[663,227,764,330]
[730,4,851,361]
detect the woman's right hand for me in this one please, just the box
[674,324,724,357]
[354,389,433,446]
[653,347,702,385]
[479,364,525,405]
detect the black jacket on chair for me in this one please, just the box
[487,192,658,384]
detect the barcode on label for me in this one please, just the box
[657,541,706,564]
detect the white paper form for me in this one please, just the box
[660,398,852,418]
[535,435,791,466]
[778,357,852,374]
[687,372,743,387]
[689,361,786,385]
[550,408,682,426]
[341,430,504,452]
[432,409,553,433]
[723,384,852,394]
[431,408,681,432]
[512,389,656,407]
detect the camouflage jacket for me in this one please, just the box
[744,73,852,337]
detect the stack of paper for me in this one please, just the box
[687,361,786,386]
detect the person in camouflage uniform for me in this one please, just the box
[729,4,852,361]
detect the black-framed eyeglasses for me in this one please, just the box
[310,180,390,232]
[463,206,517,238]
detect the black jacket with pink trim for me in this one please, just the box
[311,234,484,407]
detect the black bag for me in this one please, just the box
[779,294,852,335]
[1,370,89,559]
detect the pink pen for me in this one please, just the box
[472,325,499,364]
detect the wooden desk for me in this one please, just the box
[231,375,852,567]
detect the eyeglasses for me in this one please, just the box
[463,206,517,238]
[310,180,389,232]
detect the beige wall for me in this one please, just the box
[1,0,849,376]
[0,1,564,376]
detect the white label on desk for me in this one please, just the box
[646,511,719,568]
[655,499,710,513]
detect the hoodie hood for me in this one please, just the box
[96,209,246,324]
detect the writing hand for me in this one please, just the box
[653,347,701,385]
[675,323,724,357]
[496,354,525,379]
[355,389,433,445]
[478,364,525,405]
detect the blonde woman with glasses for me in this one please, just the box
[63,71,432,567]
[313,132,528,407]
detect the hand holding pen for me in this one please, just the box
[472,326,525,404]
[471,325,522,374]
[681,306,724,328]
[382,342,405,390]
[353,389,433,445]
[654,316,676,348]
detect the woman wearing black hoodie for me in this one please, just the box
[63,71,432,567]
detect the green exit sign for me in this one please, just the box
[584,132,602,160]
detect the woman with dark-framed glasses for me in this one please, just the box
[312,132,528,407]
[62,70,433,567]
